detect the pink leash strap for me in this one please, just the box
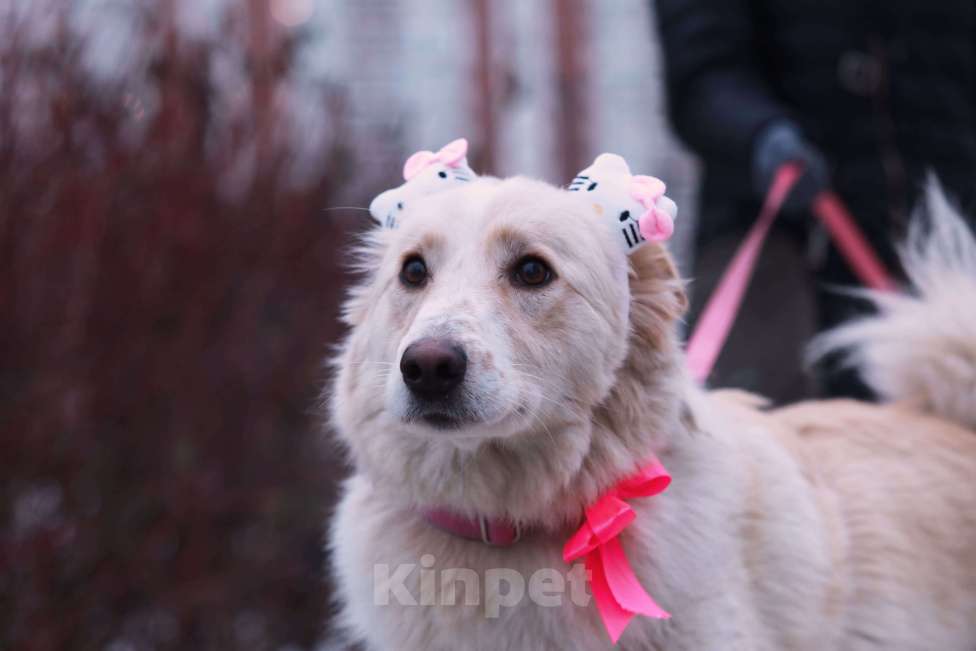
[812,192,898,293]
[685,163,896,383]
[685,163,803,382]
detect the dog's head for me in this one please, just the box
[332,164,687,520]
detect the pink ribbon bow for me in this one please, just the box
[630,175,674,242]
[402,138,469,181]
[563,457,672,644]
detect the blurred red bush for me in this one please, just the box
[0,5,367,650]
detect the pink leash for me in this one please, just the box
[685,163,897,383]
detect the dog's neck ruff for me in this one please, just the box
[419,456,672,645]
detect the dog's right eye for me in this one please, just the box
[399,256,428,288]
[512,256,554,288]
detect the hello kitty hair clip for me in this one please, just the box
[369,138,477,229]
[568,153,678,254]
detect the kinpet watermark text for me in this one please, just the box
[374,555,592,617]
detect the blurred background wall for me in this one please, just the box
[317,0,699,262]
[0,1,698,650]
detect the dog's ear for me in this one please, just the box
[628,242,687,347]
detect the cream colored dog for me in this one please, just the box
[327,172,976,650]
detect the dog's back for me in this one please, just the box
[777,182,976,646]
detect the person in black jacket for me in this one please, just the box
[654,0,976,398]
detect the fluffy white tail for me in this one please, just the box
[809,180,976,430]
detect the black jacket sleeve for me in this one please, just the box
[654,0,790,168]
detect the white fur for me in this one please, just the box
[810,179,976,430]
[327,175,976,650]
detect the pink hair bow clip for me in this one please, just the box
[568,154,678,254]
[369,138,478,229]
[631,175,674,242]
[402,138,469,181]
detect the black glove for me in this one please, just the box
[752,121,829,215]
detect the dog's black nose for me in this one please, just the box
[400,338,467,398]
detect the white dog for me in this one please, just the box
[327,149,976,649]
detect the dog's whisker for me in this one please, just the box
[530,388,587,422]
[516,397,558,448]
[322,206,371,213]
[365,380,390,390]
[512,370,547,383]
[511,366,579,398]
[509,366,588,422]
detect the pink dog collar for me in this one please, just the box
[422,508,523,546]
[420,457,671,645]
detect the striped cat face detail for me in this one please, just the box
[568,153,677,254]
[369,138,477,229]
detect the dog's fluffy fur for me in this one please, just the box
[328,176,976,650]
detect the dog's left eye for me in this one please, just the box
[400,255,429,287]
[512,256,553,288]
